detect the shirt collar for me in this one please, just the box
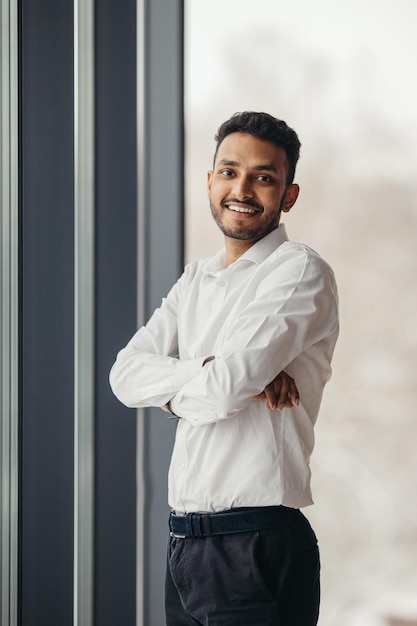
[237,224,288,266]
[203,224,289,275]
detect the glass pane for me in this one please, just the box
[184,1,417,624]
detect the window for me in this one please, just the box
[184,2,417,623]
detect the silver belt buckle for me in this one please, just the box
[170,531,186,538]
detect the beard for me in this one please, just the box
[210,194,285,242]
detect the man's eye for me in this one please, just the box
[257,175,271,182]
[220,169,233,177]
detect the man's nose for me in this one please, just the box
[233,176,253,199]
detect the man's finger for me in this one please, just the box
[253,391,267,402]
[276,373,290,410]
[264,382,278,410]
[288,377,300,406]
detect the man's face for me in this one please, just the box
[207,132,299,244]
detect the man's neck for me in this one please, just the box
[225,238,258,265]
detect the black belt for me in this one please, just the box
[169,506,300,538]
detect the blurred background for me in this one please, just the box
[184,1,417,624]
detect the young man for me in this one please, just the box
[110,112,339,625]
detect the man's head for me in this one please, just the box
[208,113,301,259]
[213,112,301,185]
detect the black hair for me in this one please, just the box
[214,111,301,184]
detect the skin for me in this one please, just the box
[207,132,299,266]
[204,132,301,410]
[253,373,299,411]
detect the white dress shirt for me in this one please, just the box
[110,224,339,512]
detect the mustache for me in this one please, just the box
[223,198,263,212]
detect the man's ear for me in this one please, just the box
[282,184,300,213]
[207,170,213,197]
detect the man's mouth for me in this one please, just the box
[225,203,261,215]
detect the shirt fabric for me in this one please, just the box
[109,224,339,513]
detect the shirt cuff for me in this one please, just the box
[174,357,206,390]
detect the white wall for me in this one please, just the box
[184,1,417,624]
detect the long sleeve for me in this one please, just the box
[109,271,204,408]
[109,226,340,512]
[170,246,339,425]
[110,238,338,427]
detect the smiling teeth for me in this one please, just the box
[228,205,257,214]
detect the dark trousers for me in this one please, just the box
[165,509,320,626]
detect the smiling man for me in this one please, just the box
[110,112,339,625]
[208,129,299,264]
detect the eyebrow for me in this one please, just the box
[217,158,278,173]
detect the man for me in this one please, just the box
[110,111,339,625]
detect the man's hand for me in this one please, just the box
[253,371,299,411]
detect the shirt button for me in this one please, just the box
[180,463,186,470]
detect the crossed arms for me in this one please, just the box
[110,246,338,425]
[166,356,299,414]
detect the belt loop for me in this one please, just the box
[187,512,211,538]
[189,512,204,538]
[201,513,212,537]
[185,513,194,537]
